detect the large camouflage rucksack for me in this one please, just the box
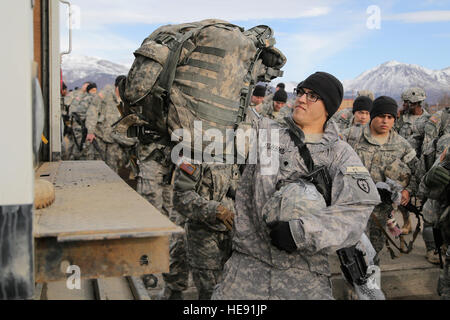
[119,19,286,153]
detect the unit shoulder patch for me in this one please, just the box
[357,179,370,194]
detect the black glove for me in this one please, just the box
[268,221,297,254]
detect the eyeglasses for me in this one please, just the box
[296,88,321,103]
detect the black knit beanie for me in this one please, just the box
[352,96,373,114]
[253,85,266,97]
[273,89,288,103]
[115,75,126,88]
[86,82,97,93]
[370,96,398,120]
[300,72,343,118]
[277,83,285,90]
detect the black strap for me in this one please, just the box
[71,112,87,151]
[284,117,314,172]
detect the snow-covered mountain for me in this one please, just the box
[343,61,450,103]
[61,55,130,90]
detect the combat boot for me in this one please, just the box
[401,217,412,235]
[426,250,440,265]
[156,287,183,300]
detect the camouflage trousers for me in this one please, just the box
[164,211,189,292]
[422,199,441,252]
[211,251,334,300]
[137,158,189,292]
[84,138,128,174]
[185,222,232,300]
[438,248,450,300]
[366,203,391,264]
[136,158,173,216]
[65,128,85,160]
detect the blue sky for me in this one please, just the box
[60,0,450,85]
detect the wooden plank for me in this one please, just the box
[127,276,151,300]
[35,236,170,283]
[34,161,182,240]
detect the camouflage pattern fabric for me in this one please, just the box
[163,210,189,292]
[259,102,292,124]
[212,117,380,300]
[418,148,450,300]
[84,86,128,172]
[421,107,450,172]
[212,251,334,300]
[122,20,285,154]
[135,142,190,293]
[331,108,354,132]
[173,162,240,299]
[66,93,100,160]
[342,125,417,260]
[395,110,430,159]
[136,142,174,216]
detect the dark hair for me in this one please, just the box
[115,75,126,88]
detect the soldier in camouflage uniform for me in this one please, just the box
[418,136,450,299]
[332,92,373,132]
[342,96,417,264]
[173,160,239,300]
[84,78,129,173]
[263,82,285,105]
[417,104,450,264]
[62,82,90,160]
[259,89,292,124]
[67,83,100,160]
[130,131,191,299]
[250,84,266,114]
[394,88,433,258]
[422,106,450,170]
[212,72,380,300]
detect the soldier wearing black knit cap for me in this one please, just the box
[212,71,380,300]
[250,85,266,108]
[259,88,291,122]
[342,95,418,265]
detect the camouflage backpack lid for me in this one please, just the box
[119,19,286,155]
[262,180,326,226]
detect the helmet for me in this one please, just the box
[401,87,426,103]
[262,180,326,225]
[357,90,374,101]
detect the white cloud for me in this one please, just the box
[275,23,369,83]
[385,10,450,23]
[67,0,331,27]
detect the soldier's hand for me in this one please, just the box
[400,189,410,206]
[216,205,234,231]
[425,165,450,188]
[268,221,297,254]
[86,133,96,142]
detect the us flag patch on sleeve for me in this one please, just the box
[180,162,196,176]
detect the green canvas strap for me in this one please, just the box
[193,46,227,58]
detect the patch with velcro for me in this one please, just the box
[180,162,196,176]
[345,166,369,174]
